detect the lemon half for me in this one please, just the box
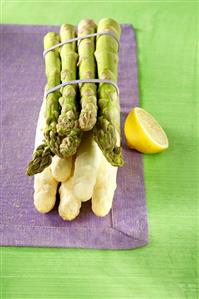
[124,107,169,154]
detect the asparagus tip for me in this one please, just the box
[26,144,53,176]
[59,129,82,158]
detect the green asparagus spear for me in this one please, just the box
[56,24,82,157]
[43,32,62,156]
[26,143,53,176]
[77,19,98,131]
[93,18,124,166]
[26,32,61,176]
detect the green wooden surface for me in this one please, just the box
[1,1,198,299]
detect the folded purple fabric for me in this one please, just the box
[0,24,148,249]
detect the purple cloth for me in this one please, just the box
[0,24,148,249]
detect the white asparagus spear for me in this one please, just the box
[92,154,118,217]
[34,167,58,213]
[73,132,101,202]
[33,99,58,213]
[34,99,46,149]
[59,177,81,221]
[51,155,72,182]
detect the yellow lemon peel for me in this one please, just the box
[124,107,169,154]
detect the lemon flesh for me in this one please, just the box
[124,107,169,154]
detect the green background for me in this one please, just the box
[1,1,198,298]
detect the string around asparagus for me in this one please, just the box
[43,31,120,56]
[44,30,120,97]
[45,79,120,98]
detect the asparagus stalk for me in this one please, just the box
[56,24,82,157]
[43,32,62,156]
[26,143,53,176]
[59,178,81,221]
[92,153,118,217]
[51,155,72,182]
[93,18,124,166]
[27,32,61,175]
[26,97,54,176]
[77,19,98,131]
[72,132,101,202]
[34,166,58,213]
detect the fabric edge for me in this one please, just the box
[0,224,147,250]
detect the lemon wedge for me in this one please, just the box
[124,107,169,154]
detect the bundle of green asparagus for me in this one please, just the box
[27,18,124,179]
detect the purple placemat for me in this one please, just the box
[0,24,148,249]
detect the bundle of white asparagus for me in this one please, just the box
[34,99,118,220]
